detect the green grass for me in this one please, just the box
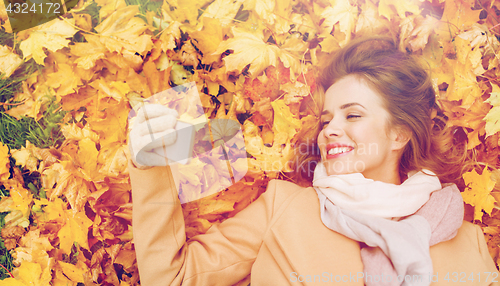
[0,210,14,280]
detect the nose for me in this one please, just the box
[323,119,344,138]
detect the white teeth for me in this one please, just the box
[328,147,351,155]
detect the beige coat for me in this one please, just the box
[129,162,499,286]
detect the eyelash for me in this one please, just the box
[321,115,361,128]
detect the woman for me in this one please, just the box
[128,36,499,285]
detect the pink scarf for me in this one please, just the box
[361,184,463,286]
[313,165,464,286]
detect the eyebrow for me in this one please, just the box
[321,102,366,115]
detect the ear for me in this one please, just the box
[390,126,411,151]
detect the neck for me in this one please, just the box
[362,168,402,185]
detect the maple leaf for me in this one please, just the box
[271,99,301,138]
[95,0,127,19]
[19,18,78,65]
[162,0,212,25]
[406,15,439,51]
[58,261,86,283]
[0,45,23,78]
[462,168,497,222]
[45,63,83,97]
[9,187,32,228]
[70,34,107,70]
[0,261,51,286]
[94,5,153,55]
[201,0,244,26]
[214,27,281,76]
[191,17,224,64]
[378,0,421,21]
[0,141,10,182]
[355,0,388,35]
[484,83,500,137]
[58,210,93,255]
[435,0,481,40]
[447,59,482,107]
[320,0,358,43]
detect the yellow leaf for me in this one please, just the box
[484,84,500,136]
[214,27,280,76]
[19,19,78,65]
[191,17,224,64]
[0,45,22,78]
[356,0,386,35]
[2,261,51,286]
[51,169,91,211]
[0,141,10,182]
[271,99,301,137]
[88,100,129,148]
[201,0,244,26]
[462,168,496,222]
[61,123,100,143]
[33,197,66,222]
[58,261,85,283]
[407,15,439,51]
[10,188,32,227]
[436,0,481,40]
[247,0,276,24]
[95,0,127,19]
[94,5,153,55]
[378,0,421,21]
[162,0,211,24]
[45,63,83,96]
[447,60,482,106]
[320,0,358,43]
[0,278,26,286]
[58,210,93,255]
[98,143,128,177]
[70,34,107,69]
[77,138,99,180]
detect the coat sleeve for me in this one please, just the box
[475,224,500,286]
[129,160,278,286]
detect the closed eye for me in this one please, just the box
[347,114,361,119]
[321,121,330,128]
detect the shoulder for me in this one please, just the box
[261,179,319,215]
[431,220,499,277]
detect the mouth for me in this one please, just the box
[326,145,354,158]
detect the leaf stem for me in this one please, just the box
[0,262,14,278]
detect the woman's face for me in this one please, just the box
[318,75,406,182]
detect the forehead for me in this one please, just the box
[323,75,385,111]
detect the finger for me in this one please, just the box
[142,129,177,151]
[136,150,169,166]
[138,115,177,136]
[137,104,178,123]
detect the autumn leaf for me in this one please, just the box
[19,18,78,65]
[0,261,50,286]
[320,0,358,43]
[214,27,281,76]
[0,141,10,182]
[484,83,500,137]
[94,5,153,55]
[462,168,497,222]
[378,0,421,21]
[58,261,86,283]
[58,210,93,255]
[45,63,83,97]
[191,17,224,64]
[0,45,22,78]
